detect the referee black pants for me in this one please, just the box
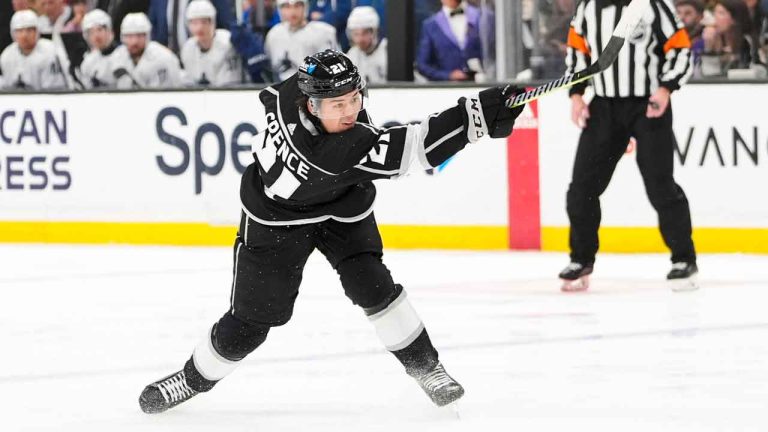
[566,96,696,265]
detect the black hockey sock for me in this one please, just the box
[390,329,439,377]
[183,357,218,392]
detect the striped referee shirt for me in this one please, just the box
[566,0,692,98]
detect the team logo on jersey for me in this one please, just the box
[287,123,297,135]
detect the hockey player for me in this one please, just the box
[110,13,183,89]
[180,0,242,87]
[345,6,387,84]
[1,9,67,90]
[265,0,338,81]
[138,49,525,414]
[79,9,117,89]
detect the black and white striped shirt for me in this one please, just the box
[566,0,692,98]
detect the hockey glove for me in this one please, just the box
[478,85,525,139]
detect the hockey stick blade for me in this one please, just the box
[506,0,651,108]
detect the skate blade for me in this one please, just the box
[669,274,699,292]
[446,401,461,420]
[561,275,589,292]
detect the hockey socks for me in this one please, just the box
[188,325,242,389]
[366,288,465,406]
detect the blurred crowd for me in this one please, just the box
[529,0,767,79]
[0,0,766,91]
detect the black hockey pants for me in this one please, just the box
[191,212,438,377]
[566,97,696,265]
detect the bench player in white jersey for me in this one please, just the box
[345,6,387,84]
[78,9,118,89]
[138,49,526,414]
[180,0,243,87]
[0,10,67,90]
[265,0,338,81]
[109,13,183,89]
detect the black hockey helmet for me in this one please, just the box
[297,49,365,99]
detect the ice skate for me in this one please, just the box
[667,262,699,292]
[412,362,464,407]
[559,262,593,292]
[139,370,199,414]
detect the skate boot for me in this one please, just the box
[139,370,199,414]
[667,262,699,292]
[413,362,465,407]
[559,262,593,292]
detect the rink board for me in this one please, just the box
[0,84,766,251]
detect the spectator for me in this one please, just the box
[79,8,118,88]
[345,6,386,83]
[1,9,68,90]
[745,0,768,54]
[38,0,74,37]
[265,0,338,81]
[181,0,243,86]
[537,0,575,79]
[149,0,234,54]
[701,0,767,77]
[675,0,706,72]
[416,0,484,82]
[110,12,183,88]
[63,0,89,33]
[745,0,766,34]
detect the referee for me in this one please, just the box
[559,0,698,291]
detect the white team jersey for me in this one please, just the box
[79,48,115,89]
[110,41,184,89]
[0,39,67,90]
[346,38,387,84]
[265,21,338,81]
[181,29,242,86]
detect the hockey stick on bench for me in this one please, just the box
[506,0,651,109]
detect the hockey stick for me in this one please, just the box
[506,0,651,108]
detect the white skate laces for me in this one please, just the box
[418,364,454,392]
[565,262,584,271]
[156,371,197,403]
[671,262,688,270]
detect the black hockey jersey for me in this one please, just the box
[240,74,490,225]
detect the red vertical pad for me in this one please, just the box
[506,97,541,250]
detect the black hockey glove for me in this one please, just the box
[478,85,525,139]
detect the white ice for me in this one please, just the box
[2,244,768,432]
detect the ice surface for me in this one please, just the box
[2,245,767,431]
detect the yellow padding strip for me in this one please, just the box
[0,221,509,250]
[0,221,237,246]
[542,226,768,254]
[3,222,765,252]
[379,225,508,250]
